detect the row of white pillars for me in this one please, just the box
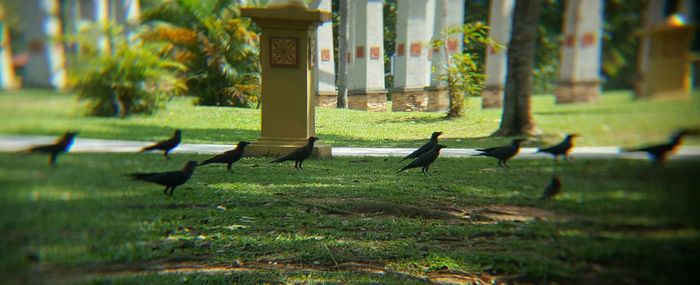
[482,0,604,107]
[0,0,139,90]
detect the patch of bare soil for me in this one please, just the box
[462,204,568,223]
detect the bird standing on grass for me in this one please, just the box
[536,134,578,162]
[27,131,78,166]
[400,131,443,162]
[141,129,181,159]
[199,141,250,172]
[624,129,697,166]
[540,176,562,200]
[475,138,526,167]
[130,160,197,197]
[397,144,447,175]
[270,136,319,170]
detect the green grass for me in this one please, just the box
[2,153,699,284]
[1,89,699,148]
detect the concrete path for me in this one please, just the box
[2,134,700,160]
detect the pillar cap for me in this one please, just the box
[241,7,332,23]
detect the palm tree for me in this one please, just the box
[141,0,261,107]
[493,0,542,136]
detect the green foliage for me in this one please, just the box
[602,0,647,89]
[434,22,498,119]
[69,23,187,117]
[142,0,261,107]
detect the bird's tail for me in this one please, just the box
[396,166,407,174]
[129,173,152,180]
[140,146,154,152]
[198,159,212,166]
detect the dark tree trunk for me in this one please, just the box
[493,0,542,136]
[336,0,349,108]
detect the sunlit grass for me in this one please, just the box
[1,89,699,148]
[1,152,698,284]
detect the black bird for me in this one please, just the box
[540,176,562,200]
[270,136,319,170]
[536,134,579,162]
[141,129,181,159]
[624,129,695,165]
[400,131,443,162]
[397,144,447,175]
[199,141,250,172]
[475,138,526,167]
[130,160,197,197]
[27,131,78,166]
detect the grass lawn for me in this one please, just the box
[0,89,699,148]
[1,152,699,284]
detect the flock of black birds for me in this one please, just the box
[25,128,697,199]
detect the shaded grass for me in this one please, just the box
[1,89,699,148]
[1,152,699,284]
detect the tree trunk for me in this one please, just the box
[493,0,542,136]
[336,0,349,108]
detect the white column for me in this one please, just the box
[21,0,67,89]
[391,0,431,112]
[480,0,514,108]
[0,12,18,89]
[426,0,464,111]
[310,0,337,107]
[348,0,386,112]
[554,0,603,103]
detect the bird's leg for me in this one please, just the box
[504,161,510,168]
[425,165,432,175]
[294,161,299,170]
[164,151,171,160]
[498,160,504,167]
[299,161,304,171]
[421,166,427,175]
[163,186,170,195]
[169,187,176,197]
[49,153,58,166]
[227,163,233,173]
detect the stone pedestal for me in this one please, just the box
[391,88,428,112]
[241,6,332,158]
[555,0,603,104]
[635,0,696,99]
[481,0,514,109]
[555,80,601,104]
[425,87,449,111]
[481,85,504,108]
[348,89,387,112]
[315,90,337,107]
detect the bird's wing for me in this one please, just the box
[28,144,57,153]
[403,142,434,160]
[271,146,305,162]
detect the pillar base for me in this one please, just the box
[315,91,337,107]
[390,87,428,112]
[555,80,601,104]
[247,137,332,158]
[425,87,449,112]
[348,89,387,112]
[481,85,503,108]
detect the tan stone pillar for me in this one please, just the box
[348,0,387,112]
[241,4,332,157]
[635,0,696,99]
[554,0,603,104]
[480,0,514,108]
[0,6,19,89]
